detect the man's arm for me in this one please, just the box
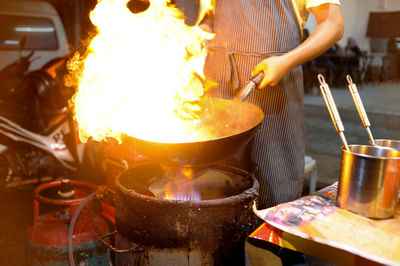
[253,3,344,88]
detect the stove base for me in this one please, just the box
[116,233,211,266]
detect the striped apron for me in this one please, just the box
[204,0,306,209]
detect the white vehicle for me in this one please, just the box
[0,0,69,71]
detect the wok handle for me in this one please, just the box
[235,72,264,101]
[346,75,375,145]
[317,74,350,151]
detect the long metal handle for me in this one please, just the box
[346,75,375,145]
[317,74,350,151]
[235,72,264,101]
[99,231,144,254]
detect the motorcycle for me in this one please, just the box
[0,50,106,189]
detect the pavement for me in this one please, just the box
[304,80,400,189]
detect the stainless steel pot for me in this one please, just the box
[373,139,400,150]
[338,145,400,218]
[318,74,400,218]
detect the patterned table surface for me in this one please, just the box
[250,183,400,266]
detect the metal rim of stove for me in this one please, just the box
[115,163,260,207]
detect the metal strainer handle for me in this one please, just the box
[318,74,350,151]
[346,75,375,145]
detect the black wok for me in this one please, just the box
[123,97,264,167]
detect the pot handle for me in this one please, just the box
[99,231,144,254]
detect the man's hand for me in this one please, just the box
[251,55,291,88]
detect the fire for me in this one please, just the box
[164,191,201,201]
[163,167,200,201]
[69,0,214,143]
[148,167,234,201]
[149,167,201,201]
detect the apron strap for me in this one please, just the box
[209,47,286,89]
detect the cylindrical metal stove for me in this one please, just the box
[114,163,259,265]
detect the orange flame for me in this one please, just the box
[160,167,201,201]
[69,0,214,143]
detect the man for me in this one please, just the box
[203,0,344,210]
